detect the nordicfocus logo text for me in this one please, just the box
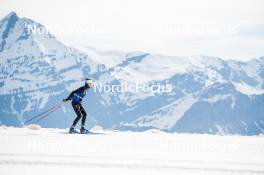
[93,82,172,93]
[26,24,104,35]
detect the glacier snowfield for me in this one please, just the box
[0,126,264,175]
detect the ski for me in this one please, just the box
[69,129,92,134]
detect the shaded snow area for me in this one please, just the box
[0,126,264,175]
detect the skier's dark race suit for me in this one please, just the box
[63,78,94,134]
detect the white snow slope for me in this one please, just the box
[0,126,264,175]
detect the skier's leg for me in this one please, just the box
[71,103,82,127]
[79,104,87,128]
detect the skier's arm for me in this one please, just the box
[63,90,76,101]
[63,87,84,102]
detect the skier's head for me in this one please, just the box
[85,78,94,88]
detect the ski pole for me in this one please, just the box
[25,102,64,124]
[34,103,64,124]
[25,102,63,124]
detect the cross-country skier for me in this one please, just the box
[63,78,94,134]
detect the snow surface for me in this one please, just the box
[0,126,264,175]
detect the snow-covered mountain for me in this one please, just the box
[0,12,264,135]
[0,12,99,126]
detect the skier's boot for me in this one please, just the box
[69,126,76,133]
[80,127,89,134]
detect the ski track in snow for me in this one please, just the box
[0,127,264,175]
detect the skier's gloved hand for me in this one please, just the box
[63,98,70,102]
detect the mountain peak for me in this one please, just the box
[2,11,18,21]
[0,11,19,52]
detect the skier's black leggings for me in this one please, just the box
[71,102,87,127]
